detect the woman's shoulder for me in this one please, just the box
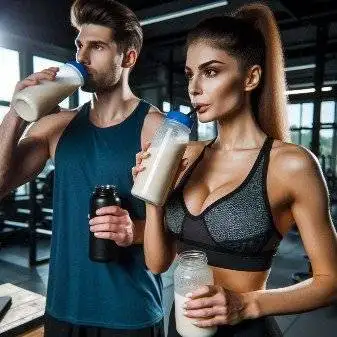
[269,140,323,180]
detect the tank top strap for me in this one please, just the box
[132,100,151,126]
[78,101,90,116]
[260,137,274,173]
[262,136,274,190]
[71,101,91,126]
[137,100,151,115]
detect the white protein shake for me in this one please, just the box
[175,292,217,337]
[131,142,186,206]
[12,63,85,122]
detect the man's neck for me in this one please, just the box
[89,75,138,127]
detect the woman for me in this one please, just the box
[133,3,337,336]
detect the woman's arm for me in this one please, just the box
[184,145,337,327]
[243,146,337,319]
[143,204,176,274]
[141,141,208,274]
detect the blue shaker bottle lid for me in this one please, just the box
[166,111,193,129]
[66,60,89,80]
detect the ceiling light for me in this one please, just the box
[285,64,316,72]
[140,1,229,26]
[286,87,333,95]
[321,86,332,92]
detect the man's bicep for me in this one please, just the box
[4,136,49,195]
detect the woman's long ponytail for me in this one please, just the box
[235,3,290,141]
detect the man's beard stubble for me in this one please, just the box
[81,64,120,94]
[81,76,117,94]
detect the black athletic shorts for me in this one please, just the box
[44,313,165,337]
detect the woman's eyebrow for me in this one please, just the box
[185,60,225,71]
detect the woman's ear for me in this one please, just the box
[244,65,262,92]
[122,49,137,69]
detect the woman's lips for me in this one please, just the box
[196,104,210,113]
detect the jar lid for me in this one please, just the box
[66,60,89,80]
[95,184,117,191]
[166,111,193,129]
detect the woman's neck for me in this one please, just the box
[213,105,266,151]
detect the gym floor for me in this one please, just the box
[1,204,337,336]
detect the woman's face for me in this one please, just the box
[185,40,248,123]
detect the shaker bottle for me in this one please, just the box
[131,111,193,206]
[174,250,217,337]
[89,185,121,262]
[12,60,88,122]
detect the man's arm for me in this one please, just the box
[0,109,49,200]
[0,67,62,200]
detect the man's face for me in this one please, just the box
[75,24,124,93]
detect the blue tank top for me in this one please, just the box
[46,101,163,329]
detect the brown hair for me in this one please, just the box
[187,3,290,141]
[71,0,143,55]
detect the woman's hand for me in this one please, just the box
[183,285,245,327]
[131,142,151,181]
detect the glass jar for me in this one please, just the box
[174,250,217,337]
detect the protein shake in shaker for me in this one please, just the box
[131,111,193,206]
[12,60,88,122]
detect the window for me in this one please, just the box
[33,56,70,109]
[320,129,333,157]
[287,104,301,128]
[198,120,216,141]
[320,101,336,160]
[78,88,92,106]
[179,105,191,114]
[301,103,313,127]
[163,101,171,112]
[290,131,300,145]
[321,101,335,124]
[287,103,313,149]
[0,105,9,123]
[0,47,20,102]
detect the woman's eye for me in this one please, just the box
[185,73,193,81]
[204,69,217,77]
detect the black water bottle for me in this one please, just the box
[89,185,121,262]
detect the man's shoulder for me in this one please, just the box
[25,107,80,137]
[145,103,164,120]
[142,102,164,129]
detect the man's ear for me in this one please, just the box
[122,49,137,69]
[244,65,262,92]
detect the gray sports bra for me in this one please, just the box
[165,137,282,271]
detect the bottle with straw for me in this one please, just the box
[131,110,194,206]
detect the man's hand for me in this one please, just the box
[89,206,135,247]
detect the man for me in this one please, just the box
[0,0,164,336]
